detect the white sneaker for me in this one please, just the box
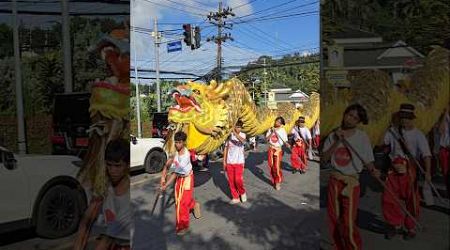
[229,199,240,204]
[240,193,247,203]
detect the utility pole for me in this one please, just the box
[207,1,234,83]
[61,0,72,92]
[154,18,161,112]
[12,0,27,154]
[132,0,142,138]
[217,1,222,82]
[263,57,268,106]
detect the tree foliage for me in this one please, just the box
[322,0,450,53]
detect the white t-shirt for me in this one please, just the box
[313,123,320,136]
[93,185,131,242]
[323,129,374,175]
[170,147,192,175]
[226,132,246,164]
[291,126,312,142]
[440,113,450,147]
[384,127,432,160]
[266,127,288,148]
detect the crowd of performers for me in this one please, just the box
[159,116,320,235]
[323,102,449,250]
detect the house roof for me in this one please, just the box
[324,41,424,69]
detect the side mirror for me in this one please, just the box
[131,137,138,145]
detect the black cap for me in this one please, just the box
[398,103,416,119]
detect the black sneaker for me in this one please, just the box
[404,229,416,240]
[385,225,400,240]
[292,169,297,174]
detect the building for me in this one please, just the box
[324,28,424,86]
[265,84,309,109]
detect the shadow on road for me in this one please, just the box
[245,150,273,187]
[357,209,386,234]
[132,183,239,250]
[204,192,320,250]
[0,228,36,246]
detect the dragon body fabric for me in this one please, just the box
[321,46,449,145]
[77,27,130,197]
[165,78,320,155]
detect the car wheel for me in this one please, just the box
[35,185,83,239]
[145,150,167,174]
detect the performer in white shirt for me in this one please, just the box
[438,103,449,197]
[160,131,201,236]
[290,116,312,174]
[381,103,432,240]
[322,104,379,250]
[265,116,291,190]
[223,120,247,204]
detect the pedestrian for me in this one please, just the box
[290,116,312,174]
[438,103,449,197]
[266,116,291,190]
[382,103,432,240]
[223,120,247,204]
[322,104,379,250]
[189,149,209,172]
[74,139,131,250]
[312,119,320,150]
[160,131,201,236]
[249,136,257,151]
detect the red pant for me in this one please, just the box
[174,174,195,232]
[226,163,246,199]
[314,135,320,149]
[327,176,362,250]
[439,147,449,179]
[291,142,307,171]
[382,170,420,230]
[268,147,283,185]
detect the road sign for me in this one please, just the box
[167,41,182,53]
[328,45,344,68]
[326,70,350,88]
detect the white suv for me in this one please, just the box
[130,136,167,173]
[0,146,87,239]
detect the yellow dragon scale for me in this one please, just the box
[321,47,449,145]
[166,78,320,155]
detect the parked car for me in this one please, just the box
[0,146,87,239]
[51,92,91,158]
[151,112,169,139]
[130,135,167,173]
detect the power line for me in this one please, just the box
[232,0,259,10]
[164,0,211,12]
[141,0,204,17]
[233,0,298,20]
[234,11,318,24]
[234,0,317,22]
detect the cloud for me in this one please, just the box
[131,0,259,83]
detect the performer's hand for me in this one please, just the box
[335,128,345,141]
[160,184,167,191]
[425,172,432,183]
[370,168,381,179]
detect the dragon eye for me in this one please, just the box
[193,89,200,95]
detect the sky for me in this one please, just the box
[130,0,319,83]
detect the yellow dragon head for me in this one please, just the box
[165,80,230,155]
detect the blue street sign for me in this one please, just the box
[167,41,182,53]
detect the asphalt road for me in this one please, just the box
[131,144,321,250]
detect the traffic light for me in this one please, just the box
[182,24,192,47]
[193,26,201,49]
